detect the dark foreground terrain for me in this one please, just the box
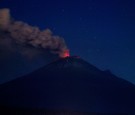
[0,57,135,114]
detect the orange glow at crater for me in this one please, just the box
[60,49,70,58]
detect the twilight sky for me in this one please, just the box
[0,0,135,84]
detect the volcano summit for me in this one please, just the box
[0,57,135,114]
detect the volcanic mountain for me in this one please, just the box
[0,56,135,114]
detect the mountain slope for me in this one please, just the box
[0,57,135,114]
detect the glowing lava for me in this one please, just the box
[60,49,70,58]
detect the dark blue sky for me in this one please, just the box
[0,0,135,84]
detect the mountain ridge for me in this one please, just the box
[0,57,135,114]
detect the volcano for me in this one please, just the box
[0,56,135,114]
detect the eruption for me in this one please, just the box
[60,49,70,58]
[0,8,69,57]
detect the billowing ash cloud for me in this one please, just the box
[0,8,68,57]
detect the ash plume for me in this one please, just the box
[0,8,68,57]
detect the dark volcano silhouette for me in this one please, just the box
[0,56,135,114]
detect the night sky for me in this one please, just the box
[0,0,135,84]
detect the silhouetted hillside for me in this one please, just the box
[0,56,135,114]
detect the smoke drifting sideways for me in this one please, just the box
[0,8,68,59]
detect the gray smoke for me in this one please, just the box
[0,8,68,57]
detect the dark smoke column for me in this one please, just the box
[0,8,69,57]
